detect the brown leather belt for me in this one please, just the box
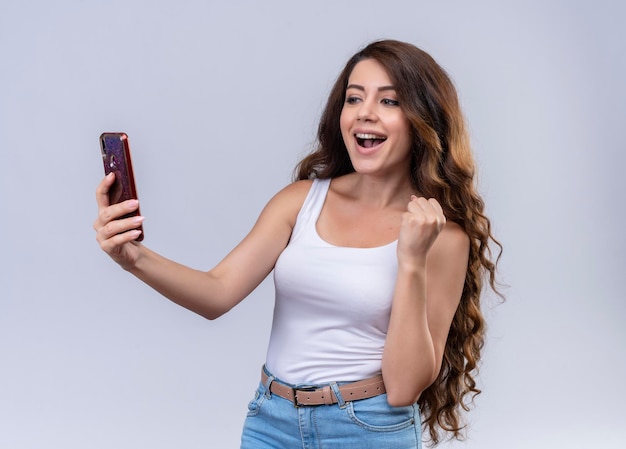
[261,368,386,407]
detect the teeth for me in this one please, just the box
[355,133,386,140]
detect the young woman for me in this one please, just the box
[94,39,501,448]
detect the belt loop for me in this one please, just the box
[329,382,347,409]
[263,367,275,399]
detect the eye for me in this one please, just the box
[345,95,361,105]
[381,98,399,106]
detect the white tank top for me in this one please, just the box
[265,178,398,384]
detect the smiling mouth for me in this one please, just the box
[355,133,387,148]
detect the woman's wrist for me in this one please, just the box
[396,255,427,276]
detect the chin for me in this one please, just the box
[350,162,382,175]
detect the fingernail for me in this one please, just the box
[128,200,139,208]
[133,216,144,224]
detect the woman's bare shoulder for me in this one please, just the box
[433,220,470,258]
[263,179,314,227]
[273,179,314,204]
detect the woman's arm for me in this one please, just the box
[382,196,470,406]
[94,172,312,319]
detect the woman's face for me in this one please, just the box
[340,58,412,179]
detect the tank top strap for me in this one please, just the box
[290,178,331,242]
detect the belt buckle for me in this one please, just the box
[293,385,316,408]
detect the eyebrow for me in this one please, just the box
[346,84,396,92]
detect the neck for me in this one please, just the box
[342,172,414,209]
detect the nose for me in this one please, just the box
[356,98,377,122]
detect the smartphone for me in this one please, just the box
[99,132,143,241]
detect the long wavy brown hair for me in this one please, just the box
[294,39,502,445]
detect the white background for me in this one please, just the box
[1,0,624,448]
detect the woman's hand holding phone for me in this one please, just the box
[93,172,144,271]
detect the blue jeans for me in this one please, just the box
[240,368,422,448]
